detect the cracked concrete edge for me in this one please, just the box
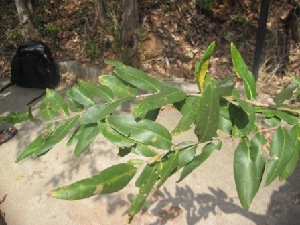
[57,60,199,93]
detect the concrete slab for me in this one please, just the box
[0,77,299,225]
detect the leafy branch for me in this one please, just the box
[3,42,300,223]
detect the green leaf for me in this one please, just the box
[231,43,257,100]
[290,124,300,150]
[67,97,84,112]
[78,80,114,101]
[157,151,179,188]
[256,108,298,125]
[67,85,94,106]
[67,125,84,146]
[40,89,69,120]
[16,130,52,162]
[279,125,300,180]
[1,110,33,124]
[176,142,197,169]
[107,115,172,150]
[51,163,137,200]
[291,74,300,86]
[134,86,187,118]
[131,144,158,157]
[273,82,298,105]
[217,76,235,97]
[34,116,80,156]
[234,137,264,210]
[229,99,256,137]
[172,96,202,135]
[81,97,133,124]
[107,61,163,92]
[275,111,298,125]
[129,164,159,221]
[178,142,221,182]
[218,102,232,134]
[99,75,137,97]
[99,122,135,148]
[194,83,220,143]
[265,127,296,185]
[195,41,215,92]
[74,123,101,157]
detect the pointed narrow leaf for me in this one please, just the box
[176,142,197,169]
[99,75,137,97]
[15,130,52,162]
[234,138,261,210]
[1,111,32,124]
[67,125,84,146]
[157,151,179,188]
[99,122,135,148]
[229,99,256,137]
[194,84,220,142]
[195,41,215,92]
[40,89,69,120]
[78,80,114,101]
[67,97,84,112]
[74,123,101,157]
[51,163,137,200]
[107,115,172,150]
[172,96,202,136]
[231,43,257,100]
[67,85,94,106]
[132,144,158,157]
[108,61,162,92]
[273,82,298,105]
[81,97,133,124]
[129,164,159,221]
[265,127,296,185]
[134,86,187,118]
[178,142,221,182]
[34,116,80,156]
[217,76,235,97]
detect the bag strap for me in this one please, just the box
[26,91,46,105]
[0,82,15,94]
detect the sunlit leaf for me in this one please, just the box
[194,83,220,142]
[40,89,68,120]
[178,142,221,182]
[99,122,135,148]
[107,115,172,150]
[231,43,257,100]
[67,84,94,106]
[106,61,163,92]
[81,97,133,124]
[74,123,101,157]
[229,99,256,137]
[34,116,80,156]
[217,76,235,97]
[195,41,215,92]
[157,150,179,188]
[176,141,197,169]
[78,80,114,101]
[99,75,137,97]
[131,144,158,157]
[172,96,201,135]
[51,163,137,200]
[234,137,264,210]
[134,86,187,118]
[265,127,296,185]
[15,130,52,162]
[273,82,298,105]
[129,164,159,222]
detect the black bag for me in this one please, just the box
[10,40,60,89]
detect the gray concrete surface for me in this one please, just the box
[0,77,300,225]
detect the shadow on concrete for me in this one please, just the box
[143,162,300,225]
